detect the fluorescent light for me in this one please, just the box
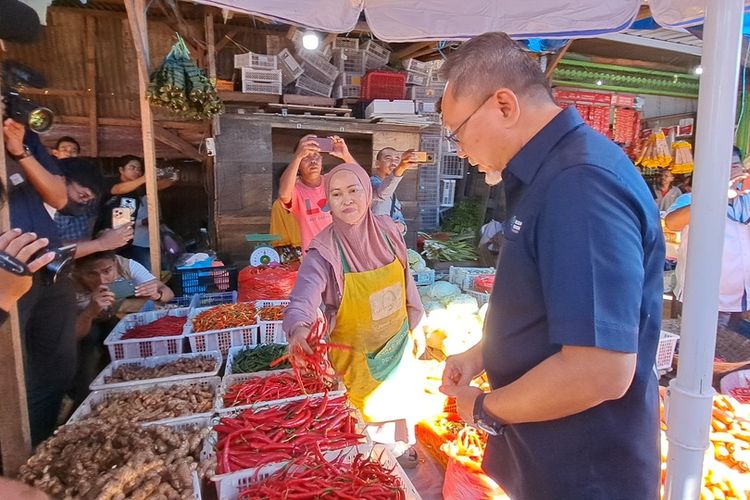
[302,32,320,50]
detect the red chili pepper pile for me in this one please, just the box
[192,303,257,333]
[223,371,331,408]
[237,449,406,500]
[258,305,285,321]
[730,387,750,404]
[214,393,363,473]
[120,315,187,340]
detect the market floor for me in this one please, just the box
[405,442,445,499]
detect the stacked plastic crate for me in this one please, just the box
[332,39,365,99]
[294,50,339,97]
[362,40,391,71]
[234,51,283,95]
[277,48,304,86]
[418,134,443,230]
[409,60,444,122]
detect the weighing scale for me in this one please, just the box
[245,234,281,266]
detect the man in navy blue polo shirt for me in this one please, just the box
[439,33,663,499]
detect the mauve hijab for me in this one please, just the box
[308,163,402,274]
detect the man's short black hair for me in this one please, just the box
[376,147,398,162]
[58,158,103,197]
[118,155,143,169]
[55,136,80,151]
[76,250,116,269]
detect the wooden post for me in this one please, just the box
[124,0,162,274]
[85,16,98,157]
[0,72,33,474]
[545,41,572,81]
[205,12,219,136]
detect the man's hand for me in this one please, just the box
[330,136,356,163]
[441,385,483,423]
[0,229,55,311]
[286,323,313,355]
[441,343,485,389]
[97,224,134,251]
[394,149,418,177]
[3,119,26,156]
[134,280,159,300]
[294,135,321,161]
[728,173,750,200]
[88,285,115,315]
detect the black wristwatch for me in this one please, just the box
[9,145,32,161]
[473,392,505,436]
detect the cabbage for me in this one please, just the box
[446,294,479,314]
[429,281,461,301]
[407,249,427,272]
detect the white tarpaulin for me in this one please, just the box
[190,0,750,40]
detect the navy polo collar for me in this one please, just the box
[505,106,585,185]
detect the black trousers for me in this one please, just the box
[18,274,77,446]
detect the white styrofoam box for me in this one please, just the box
[294,74,334,97]
[365,99,416,117]
[277,48,304,85]
[68,376,220,425]
[233,51,277,70]
[332,37,360,50]
[297,51,339,84]
[90,351,223,391]
[184,306,259,356]
[215,369,345,412]
[441,179,456,207]
[406,73,430,86]
[213,444,421,500]
[104,308,189,360]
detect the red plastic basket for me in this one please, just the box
[361,71,406,100]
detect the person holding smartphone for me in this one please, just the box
[665,146,750,329]
[279,135,357,253]
[370,148,419,234]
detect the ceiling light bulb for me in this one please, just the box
[694,66,704,75]
[596,80,603,86]
[302,32,320,50]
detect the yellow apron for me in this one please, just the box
[329,234,422,423]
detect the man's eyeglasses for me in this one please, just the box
[443,94,494,149]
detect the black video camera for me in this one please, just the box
[2,61,54,133]
[0,243,77,285]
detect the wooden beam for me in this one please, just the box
[205,12,219,136]
[18,88,88,97]
[584,54,689,74]
[393,42,433,60]
[57,115,208,132]
[124,0,162,274]
[408,45,441,60]
[545,41,572,80]
[214,29,239,53]
[85,16,98,157]
[153,125,203,161]
[0,72,32,476]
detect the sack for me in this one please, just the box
[443,457,508,500]
[238,263,299,302]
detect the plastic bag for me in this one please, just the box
[443,457,508,499]
[238,262,299,302]
[473,274,495,294]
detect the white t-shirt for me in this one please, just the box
[128,258,156,284]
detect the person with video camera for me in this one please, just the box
[3,117,78,446]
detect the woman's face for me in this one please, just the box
[328,170,368,225]
[119,160,143,181]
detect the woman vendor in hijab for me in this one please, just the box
[282,163,429,467]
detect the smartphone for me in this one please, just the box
[112,207,133,228]
[119,198,137,212]
[314,137,334,153]
[412,151,435,163]
[108,279,136,300]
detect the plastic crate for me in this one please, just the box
[412,268,436,286]
[233,51,278,70]
[225,344,290,376]
[656,331,679,372]
[140,295,192,312]
[104,308,189,360]
[333,48,366,74]
[441,179,456,208]
[406,73,430,86]
[190,291,238,310]
[215,369,345,411]
[297,51,339,84]
[408,85,444,100]
[239,67,282,83]
[440,153,465,179]
[467,289,491,307]
[241,80,282,95]
[337,71,364,87]
[293,74,334,97]
[184,306,259,356]
[277,48,304,85]
[334,85,361,99]
[254,299,289,344]
[361,71,406,101]
[448,266,496,290]
[68,376,220,425]
[90,351,223,391]
[171,266,238,297]
[333,37,360,50]
[403,58,431,77]
[213,444,421,500]
[420,204,440,230]
[363,40,391,67]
